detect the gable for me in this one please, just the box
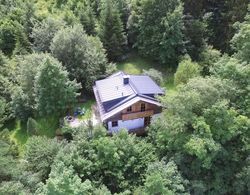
[121,100,159,114]
[102,96,161,122]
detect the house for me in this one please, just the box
[93,71,164,134]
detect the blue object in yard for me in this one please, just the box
[74,111,78,117]
[80,108,85,116]
[76,107,81,114]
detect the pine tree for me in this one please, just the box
[34,57,80,117]
[98,0,126,61]
[74,1,96,35]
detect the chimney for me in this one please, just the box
[123,75,130,85]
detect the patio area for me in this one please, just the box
[66,103,102,128]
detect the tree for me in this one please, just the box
[137,0,185,65]
[212,55,250,115]
[55,129,156,193]
[231,6,250,63]
[142,160,189,194]
[127,0,142,46]
[174,56,200,85]
[0,18,31,56]
[0,98,7,127]
[0,130,19,183]
[16,54,50,112]
[0,181,27,195]
[182,0,249,52]
[11,54,57,120]
[31,17,66,52]
[183,16,207,61]
[36,162,96,195]
[0,51,9,98]
[34,56,80,117]
[51,25,112,91]
[199,44,221,75]
[142,68,163,85]
[69,0,97,35]
[113,0,130,30]
[11,86,32,121]
[98,0,127,61]
[149,74,249,194]
[0,52,13,123]
[24,136,62,181]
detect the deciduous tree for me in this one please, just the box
[174,56,200,85]
[51,25,112,91]
[31,17,65,52]
[231,6,250,63]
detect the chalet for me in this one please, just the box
[93,71,164,134]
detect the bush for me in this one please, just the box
[174,56,200,86]
[143,68,163,85]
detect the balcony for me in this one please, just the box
[122,110,154,121]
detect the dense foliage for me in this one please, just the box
[174,56,200,85]
[51,24,113,91]
[150,60,250,194]
[136,0,185,65]
[0,0,249,194]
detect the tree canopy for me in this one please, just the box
[51,25,112,91]
[0,0,249,194]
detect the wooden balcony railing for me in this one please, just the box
[122,110,154,121]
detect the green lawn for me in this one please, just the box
[74,100,96,120]
[9,121,28,147]
[117,54,153,74]
[4,115,59,153]
[4,100,95,152]
[36,116,59,138]
[117,53,177,95]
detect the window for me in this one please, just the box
[141,103,145,112]
[112,121,118,127]
[127,106,132,112]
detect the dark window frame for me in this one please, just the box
[112,121,118,127]
[141,103,146,112]
[127,106,132,112]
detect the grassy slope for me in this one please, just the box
[4,116,59,154]
[4,101,95,151]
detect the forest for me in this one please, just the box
[0,0,249,194]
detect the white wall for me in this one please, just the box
[108,117,144,133]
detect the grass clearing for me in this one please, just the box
[9,121,28,150]
[117,54,153,74]
[5,115,59,153]
[36,116,59,138]
[74,100,96,121]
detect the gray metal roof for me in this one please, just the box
[95,74,135,103]
[94,71,164,112]
[130,75,164,95]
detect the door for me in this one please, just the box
[144,116,151,126]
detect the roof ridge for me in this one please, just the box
[128,78,139,94]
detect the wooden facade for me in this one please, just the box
[122,110,154,120]
[107,101,162,122]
